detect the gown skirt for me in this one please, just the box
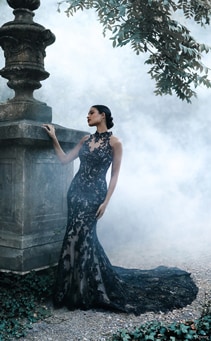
[53,131,198,315]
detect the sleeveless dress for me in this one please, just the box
[53,131,198,315]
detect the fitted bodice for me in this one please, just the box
[70,131,113,197]
[79,131,112,174]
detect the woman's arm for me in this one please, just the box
[42,124,88,164]
[96,136,122,219]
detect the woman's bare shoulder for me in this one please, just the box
[110,134,122,148]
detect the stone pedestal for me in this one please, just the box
[0,120,86,273]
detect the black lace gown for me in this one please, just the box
[53,131,198,315]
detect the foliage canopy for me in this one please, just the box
[58,0,211,102]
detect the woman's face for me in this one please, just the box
[87,107,104,127]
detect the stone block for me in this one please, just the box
[0,120,86,273]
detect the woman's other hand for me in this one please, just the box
[96,203,107,220]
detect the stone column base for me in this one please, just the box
[0,120,86,273]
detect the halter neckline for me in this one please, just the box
[94,131,111,142]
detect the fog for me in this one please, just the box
[0,1,211,269]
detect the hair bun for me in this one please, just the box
[106,115,114,129]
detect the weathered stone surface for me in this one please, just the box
[7,0,40,11]
[0,1,55,122]
[0,120,87,273]
[0,100,52,122]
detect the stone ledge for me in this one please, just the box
[0,223,66,248]
[0,120,87,145]
[0,241,61,273]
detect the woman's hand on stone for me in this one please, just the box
[42,124,56,139]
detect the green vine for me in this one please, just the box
[110,293,211,341]
[110,315,211,340]
[0,268,56,340]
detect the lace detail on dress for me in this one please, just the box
[53,130,198,315]
[87,131,112,151]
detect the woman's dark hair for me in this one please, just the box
[92,105,114,129]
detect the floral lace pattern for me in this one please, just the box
[53,131,198,315]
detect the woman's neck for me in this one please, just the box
[96,123,108,133]
[96,128,108,133]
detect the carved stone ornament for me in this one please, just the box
[7,0,40,11]
[0,0,55,122]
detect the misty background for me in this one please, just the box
[0,1,211,270]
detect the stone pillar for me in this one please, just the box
[0,0,86,273]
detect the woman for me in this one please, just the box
[43,105,129,312]
[43,105,198,315]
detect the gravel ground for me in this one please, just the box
[14,246,211,341]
